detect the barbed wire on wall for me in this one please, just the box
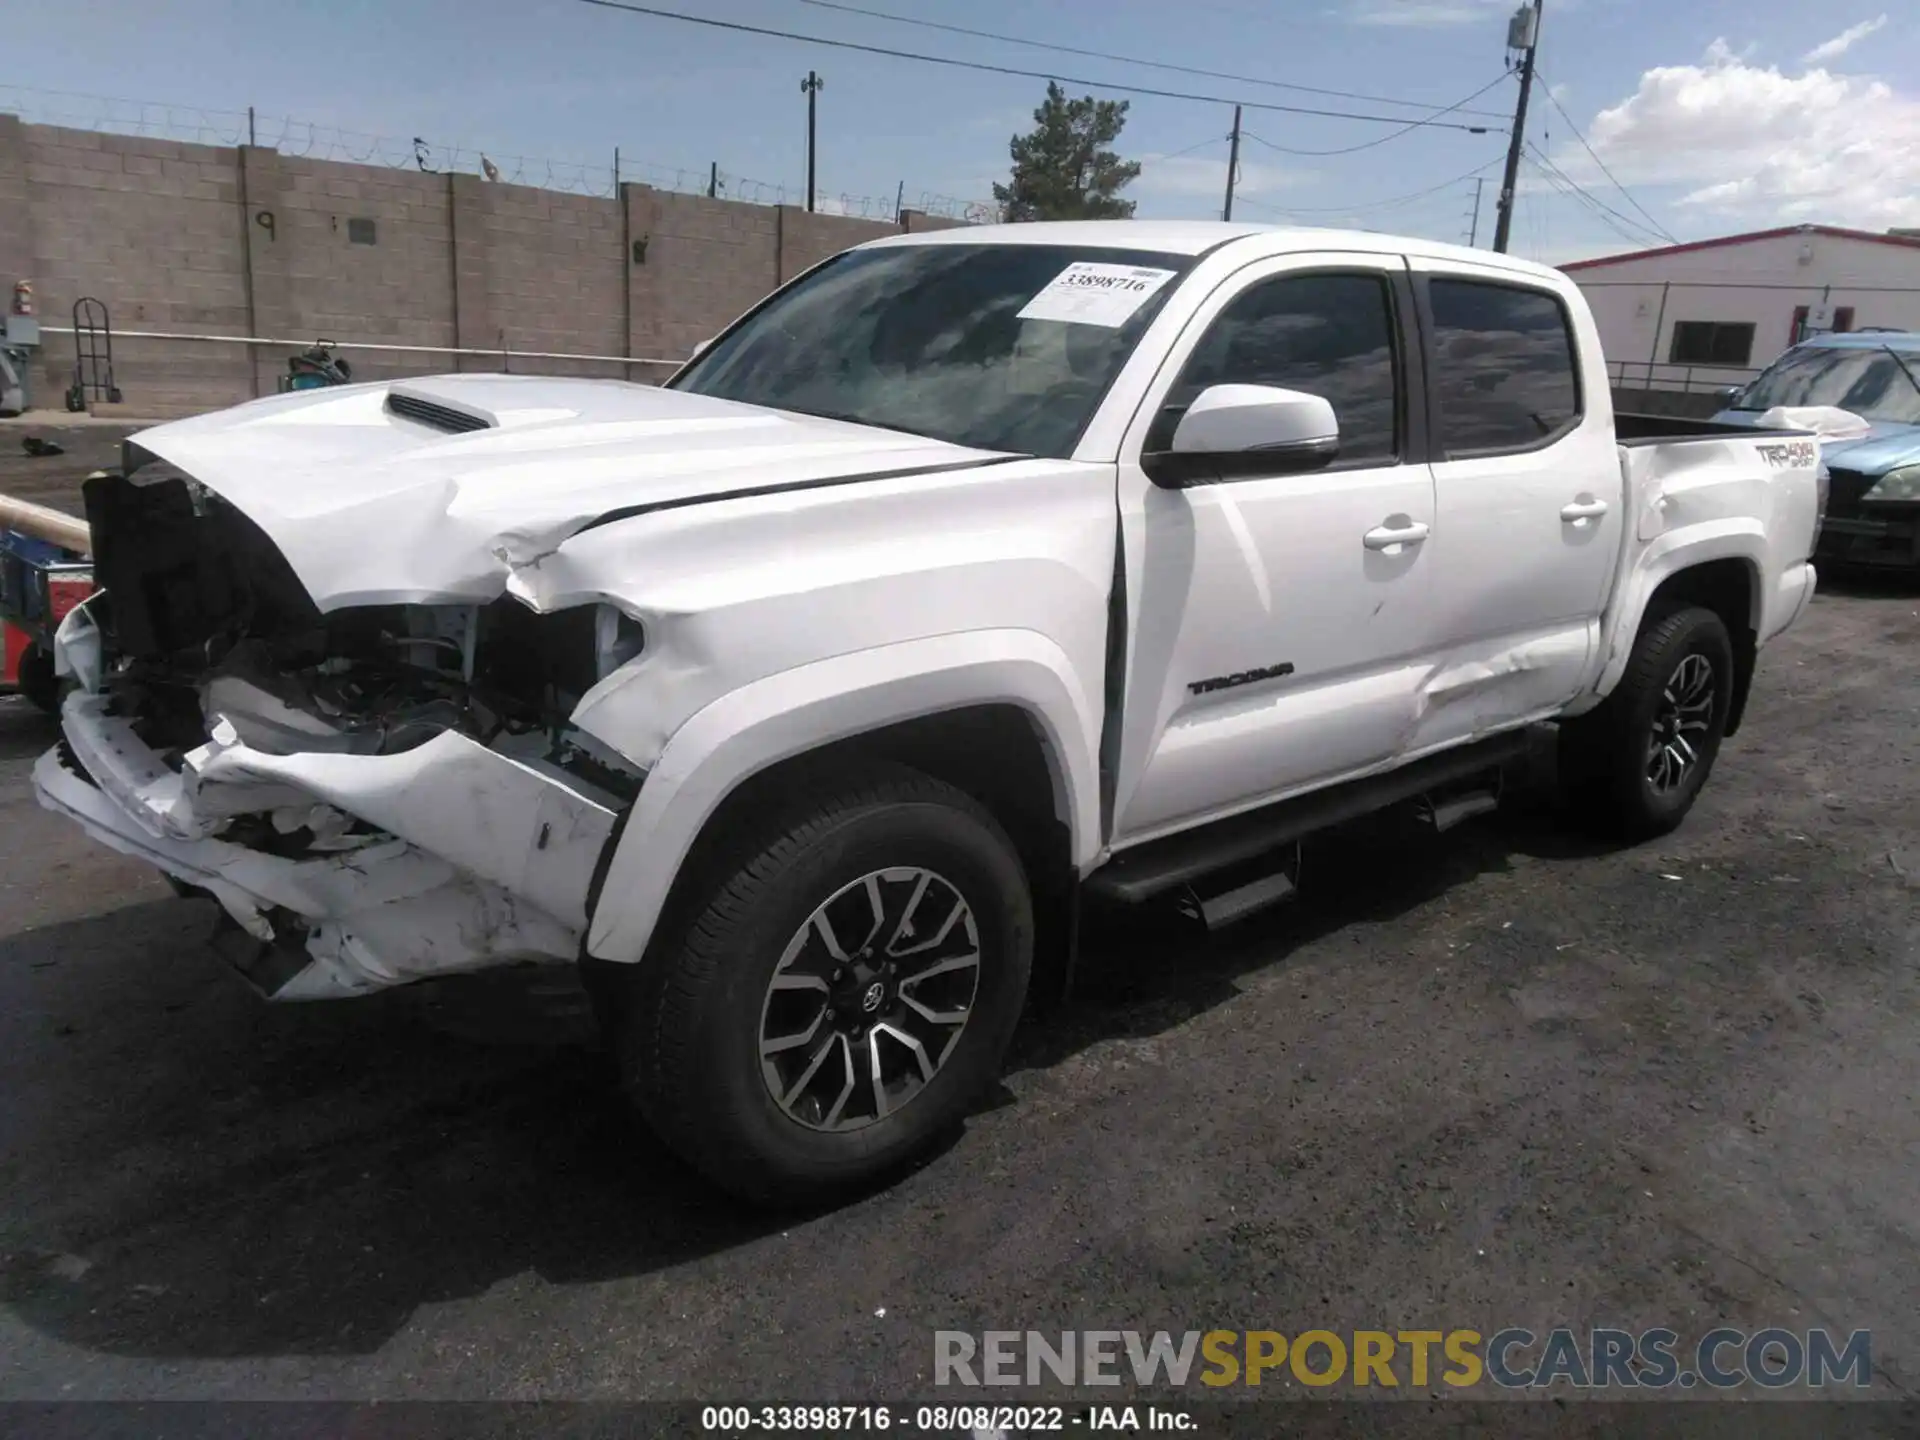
[0,82,1000,218]
[1,84,255,148]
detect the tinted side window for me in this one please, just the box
[1427,279,1580,455]
[1170,272,1400,463]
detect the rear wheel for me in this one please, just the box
[1560,603,1733,841]
[598,761,1033,1206]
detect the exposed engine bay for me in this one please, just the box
[36,461,646,1000]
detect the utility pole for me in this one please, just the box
[1468,176,1486,247]
[1492,0,1541,255]
[1222,105,1243,222]
[801,70,824,213]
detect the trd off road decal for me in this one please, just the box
[1755,441,1819,468]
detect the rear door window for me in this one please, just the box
[1427,278,1581,456]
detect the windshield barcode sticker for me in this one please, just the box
[1017,262,1178,328]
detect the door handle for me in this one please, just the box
[1561,498,1610,522]
[1363,520,1430,551]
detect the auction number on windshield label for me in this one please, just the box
[1017,262,1178,327]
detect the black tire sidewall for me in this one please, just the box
[1614,609,1733,827]
[674,794,1032,1194]
[17,643,59,714]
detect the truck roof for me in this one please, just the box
[860,219,1565,283]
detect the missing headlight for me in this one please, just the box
[594,605,646,679]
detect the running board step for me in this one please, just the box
[1087,730,1530,905]
[1421,788,1502,834]
[1192,868,1296,930]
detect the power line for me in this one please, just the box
[1523,154,1651,246]
[1153,132,1233,162]
[1531,68,1676,244]
[1237,74,1509,156]
[789,0,1511,120]
[1525,144,1669,248]
[568,0,1504,132]
[1523,155,1665,252]
[1237,156,1505,217]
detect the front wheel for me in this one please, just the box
[598,761,1034,1206]
[1560,603,1734,841]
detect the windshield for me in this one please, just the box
[670,243,1194,459]
[1730,344,1920,425]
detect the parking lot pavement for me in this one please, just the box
[0,421,136,515]
[0,586,1915,1405]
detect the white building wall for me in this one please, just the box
[1565,230,1920,393]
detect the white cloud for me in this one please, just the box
[1560,38,1920,231]
[1340,0,1511,25]
[1703,37,1759,66]
[1803,14,1888,65]
[1135,153,1307,202]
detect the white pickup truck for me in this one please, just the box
[35,221,1821,1203]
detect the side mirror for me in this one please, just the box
[1144,384,1340,487]
[690,337,715,359]
[1715,385,1742,404]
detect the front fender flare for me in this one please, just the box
[583,628,1102,965]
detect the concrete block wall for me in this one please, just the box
[0,118,36,305]
[4,115,971,416]
[779,206,893,283]
[23,124,252,413]
[633,191,783,364]
[247,150,457,394]
[901,209,972,233]
[466,178,627,379]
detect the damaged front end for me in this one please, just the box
[34,461,645,1000]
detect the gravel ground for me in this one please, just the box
[0,542,1915,1417]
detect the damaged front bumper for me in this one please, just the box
[35,687,621,999]
[31,457,643,1001]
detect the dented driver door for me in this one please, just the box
[1107,254,1443,848]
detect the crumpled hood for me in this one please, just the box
[1713,408,1920,476]
[128,374,1005,609]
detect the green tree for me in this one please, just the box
[993,82,1142,222]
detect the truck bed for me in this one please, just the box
[1614,412,1808,447]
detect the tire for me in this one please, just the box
[600,761,1034,1206]
[1559,603,1733,842]
[16,643,59,715]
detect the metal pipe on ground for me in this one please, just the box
[0,493,91,556]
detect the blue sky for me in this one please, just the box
[6,0,1917,264]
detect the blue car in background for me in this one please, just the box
[1712,331,1920,570]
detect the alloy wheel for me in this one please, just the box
[1646,651,1716,795]
[758,867,981,1133]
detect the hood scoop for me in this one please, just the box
[386,385,495,435]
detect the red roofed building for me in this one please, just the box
[1558,225,1920,401]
